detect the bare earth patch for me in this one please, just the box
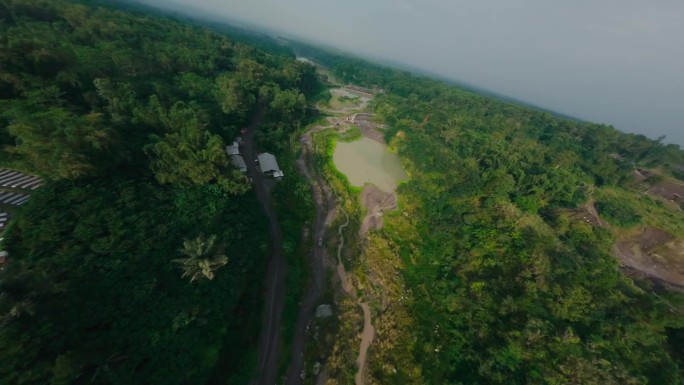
[615,227,684,287]
[569,199,608,227]
[326,88,370,114]
[636,169,684,209]
[358,124,385,144]
[359,184,396,237]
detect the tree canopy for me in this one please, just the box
[0,0,317,383]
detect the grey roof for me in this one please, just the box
[258,153,281,174]
[226,142,240,156]
[229,155,247,172]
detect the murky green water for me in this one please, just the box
[333,137,407,192]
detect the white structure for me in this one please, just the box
[225,141,247,173]
[230,155,247,173]
[258,153,284,179]
[226,141,240,156]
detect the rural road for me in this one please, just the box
[243,109,287,385]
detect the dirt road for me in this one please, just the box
[245,110,288,385]
[284,129,336,384]
[328,179,375,385]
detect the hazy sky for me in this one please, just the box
[147,0,684,146]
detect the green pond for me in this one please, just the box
[333,137,407,192]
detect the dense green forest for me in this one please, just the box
[0,0,318,384]
[292,44,684,384]
[2,1,684,384]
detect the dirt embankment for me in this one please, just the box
[615,227,684,288]
[634,169,684,210]
[359,185,396,237]
[568,199,607,227]
[358,125,385,144]
[568,196,684,289]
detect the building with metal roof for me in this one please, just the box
[226,141,240,156]
[258,153,283,179]
[230,155,247,173]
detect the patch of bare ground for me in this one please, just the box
[358,125,385,144]
[354,303,375,385]
[634,168,684,210]
[325,88,371,114]
[615,227,684,288]
[568,199,608,227]
[567,197,684,289]
[331,187,377,385]
[359,185,396,237]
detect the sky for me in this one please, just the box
[142,0,684,146]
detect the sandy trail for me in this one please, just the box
[355,303,375,385]
[329,181,375,385]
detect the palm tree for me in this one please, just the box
[173,234,228,283]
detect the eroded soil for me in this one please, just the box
[359,184,396,237]
[615,227,684,287]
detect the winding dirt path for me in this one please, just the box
[328,182,375,385]
[355,303,375,385]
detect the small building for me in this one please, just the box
[230,155,247,173]
[258,153,284,179]
[226,141,240,156]
[226,140,247,173]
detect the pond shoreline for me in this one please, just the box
[359,125,385,144]
[332,136,407,193]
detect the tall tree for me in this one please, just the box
[173,234,228,282]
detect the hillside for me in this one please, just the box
[285,45,684,384]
